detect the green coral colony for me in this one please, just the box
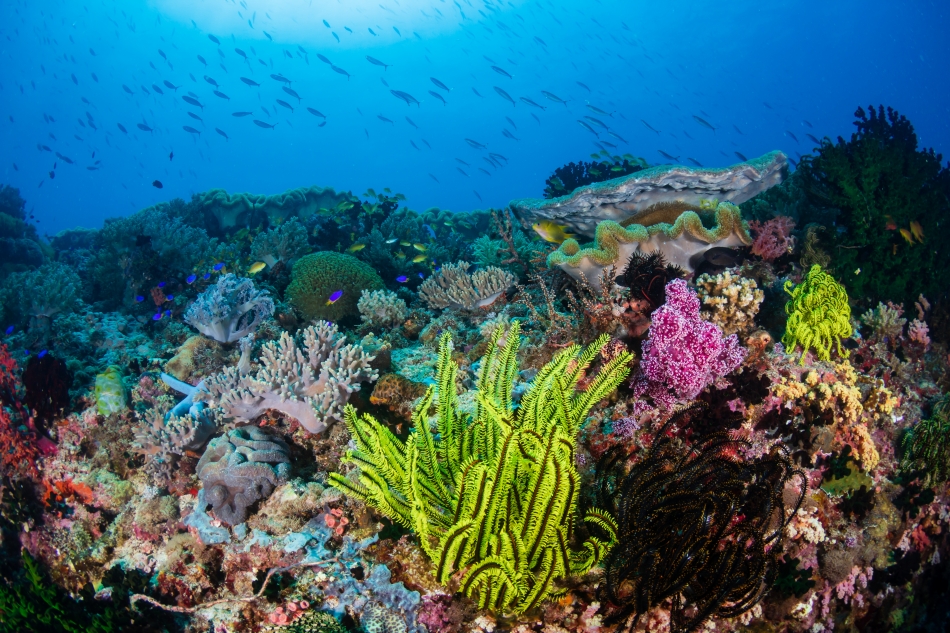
[1,105,950,633]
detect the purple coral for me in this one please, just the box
[632,278,746,410]
[184,273,274,343]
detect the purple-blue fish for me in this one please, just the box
[326,290,343,305]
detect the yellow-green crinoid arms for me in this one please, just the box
[782,264,853,364]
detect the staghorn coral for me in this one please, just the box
[600,405,806,632]
[196,426,291,525]
[250,218,310,267]
[286,251,385,322]
[783,264,853,364]
[184,273,274,344]
[358,289,408,328]
[418,261,513,311]
[197,321,378,434]
[695,269,764,336]
[330,324,632,613]
[748,216,795,261]
[631,278,746,412]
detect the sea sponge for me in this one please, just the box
[782,265,853,364]
[94,366,127,416]
[286,252,384,322]
[369,373,427,422]
[696,270,764,336]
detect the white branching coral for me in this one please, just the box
[695,270,764,336]
[250,219,310,267]
[418,261,513,310]
[196,321,378,434]
[184,274,275,343]
[358,289,408,327]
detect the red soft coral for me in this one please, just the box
[749,216,795,261]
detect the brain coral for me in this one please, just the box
[286,252,384,322]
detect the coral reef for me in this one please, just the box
[184,273,275,343]
[196,426,292,525]
[418,261,513,311]
[286,251,385,322]
[783,264,853,363]
[748,215,796,261]
[197,321,378,433]
[330,324,632,613]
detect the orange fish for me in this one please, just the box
[899,228,914,245]
[910,220,925,243]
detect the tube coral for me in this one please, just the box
[782,264,853,364]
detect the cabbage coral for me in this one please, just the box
[782,264,853,364]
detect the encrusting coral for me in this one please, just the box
[418,261,514,311]
[358,289,408,328]
[695,269,764,336]
[783,264,853,364]
[196,426,291,525]
[184,273,274,343]
[330,323,632,613]
[196,320,378,434]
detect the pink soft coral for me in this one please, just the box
[749,216,795,261]
[632,279,746,411]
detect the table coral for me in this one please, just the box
[184,273,274,343]
[695,269,764,335]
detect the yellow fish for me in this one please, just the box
[532,221,574,244]
[248,261,267,274]
[395,250,406,259]
[899,228,914,245]
[346,243,366,253]
[910,220,925,243]
[412,243,427,252]
[400,240,411,247]
[412,254,427,263]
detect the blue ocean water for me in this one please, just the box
[1,0,948,235]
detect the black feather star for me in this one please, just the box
[599,405,807,633]
[615,250,686,309]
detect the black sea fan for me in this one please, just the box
[615,250,686,309]
[600,405,806,633]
